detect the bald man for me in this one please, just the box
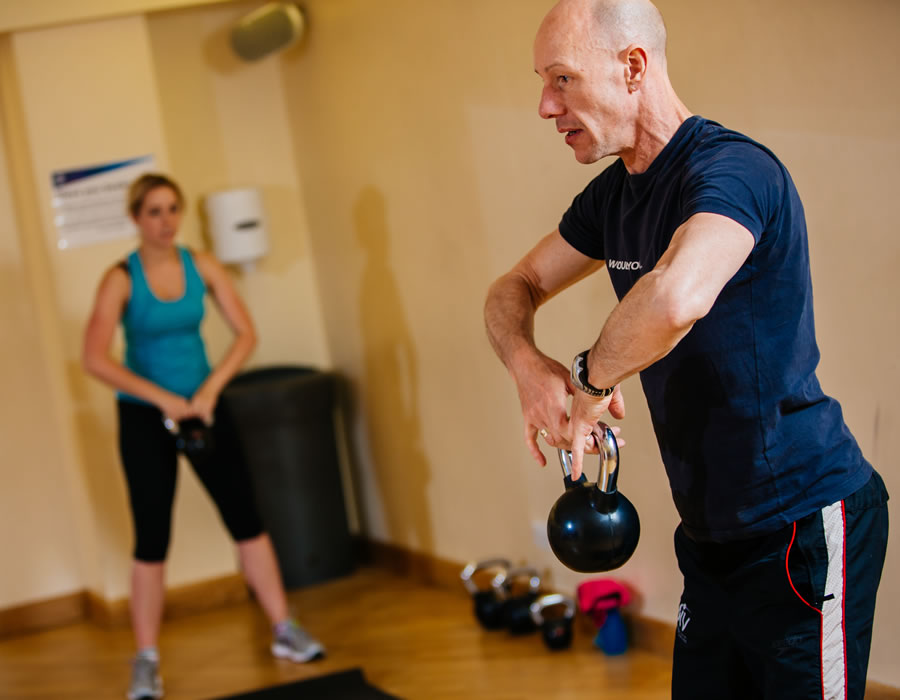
[484,1,888,698]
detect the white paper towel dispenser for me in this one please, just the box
[205,188,269,271]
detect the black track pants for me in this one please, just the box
[672,470,889,700]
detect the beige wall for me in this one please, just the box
[0,0,897,689]
[0,50,91,605]
[0,0,232,33]
[279,0,899,686]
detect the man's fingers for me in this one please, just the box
[610,424,626,448]
[608,386,626,419]
[570,432,586,479]
[525,426,547,467]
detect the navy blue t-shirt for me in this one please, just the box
[559,116,871,542]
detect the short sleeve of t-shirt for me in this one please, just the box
[681,141,785,244]
[558,166,620,261]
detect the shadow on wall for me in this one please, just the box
[64,316,133,564]
[353,186,434,553]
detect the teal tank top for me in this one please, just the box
[118,246,212,404]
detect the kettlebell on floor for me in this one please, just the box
[530,593,577,651]
[493,566,542,635]
[460,559,511,630]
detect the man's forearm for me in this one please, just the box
[585,268,697,389]
[484,272,542,373]
[585,215,756,389]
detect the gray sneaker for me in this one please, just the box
[127,654,163,699]
[271,619,325,663]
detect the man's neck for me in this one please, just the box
[620,95,693,174]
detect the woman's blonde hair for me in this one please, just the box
[126,173,184,218]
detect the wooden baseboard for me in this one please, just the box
[0,573,249,636]
[161,573,250,622]
[0,591,88,639]
[84,590,129,627]
[624,612,675,658]
[86,573,250,628]
[867,682,900,700]
[356,536,464,588]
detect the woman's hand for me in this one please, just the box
[188,387,218,425]
[158,393,193,425]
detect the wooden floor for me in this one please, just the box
[0,567,672,699]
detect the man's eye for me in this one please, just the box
[558,75,570,85]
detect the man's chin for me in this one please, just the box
[573,149,602,165]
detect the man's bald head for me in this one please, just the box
[534,0,684,167]
[592,0,667,57]
[543,0,667,60]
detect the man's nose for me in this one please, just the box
[538,86,563,119]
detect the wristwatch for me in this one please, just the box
[571,350,616,398]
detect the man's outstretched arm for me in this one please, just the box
[485,229,604,465]
[566,212,756,476]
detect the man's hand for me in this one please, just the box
[567,385,626,478]
[511,350,573,466]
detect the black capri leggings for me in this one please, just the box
[117,399,265,562]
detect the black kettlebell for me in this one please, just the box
[529,593,576,651]
[494,567,542,635]
[460,559,511,630]
[546,423,640,573]
[164,417,215,460]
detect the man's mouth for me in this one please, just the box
[563,128,582,145]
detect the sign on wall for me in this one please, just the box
[51,154,156,250]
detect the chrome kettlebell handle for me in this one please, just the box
[529,592,576,627]
[557,422,620,494]
[459,558,511,596]
[492,566,541,600]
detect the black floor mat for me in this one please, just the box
[210,668,403,700]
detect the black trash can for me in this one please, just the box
[222,366,355,589]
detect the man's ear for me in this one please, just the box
[624,44,648,92]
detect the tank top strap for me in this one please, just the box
[125,249,151,307]
[179,246,208,298]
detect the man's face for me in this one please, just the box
[533,9,630,164]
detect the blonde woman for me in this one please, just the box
[83,174,323,700]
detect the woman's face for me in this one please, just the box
[133,186,182,247]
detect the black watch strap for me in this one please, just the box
[571,350,615,398]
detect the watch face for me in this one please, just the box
[572,350,612,397]
[573,352,588,385]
